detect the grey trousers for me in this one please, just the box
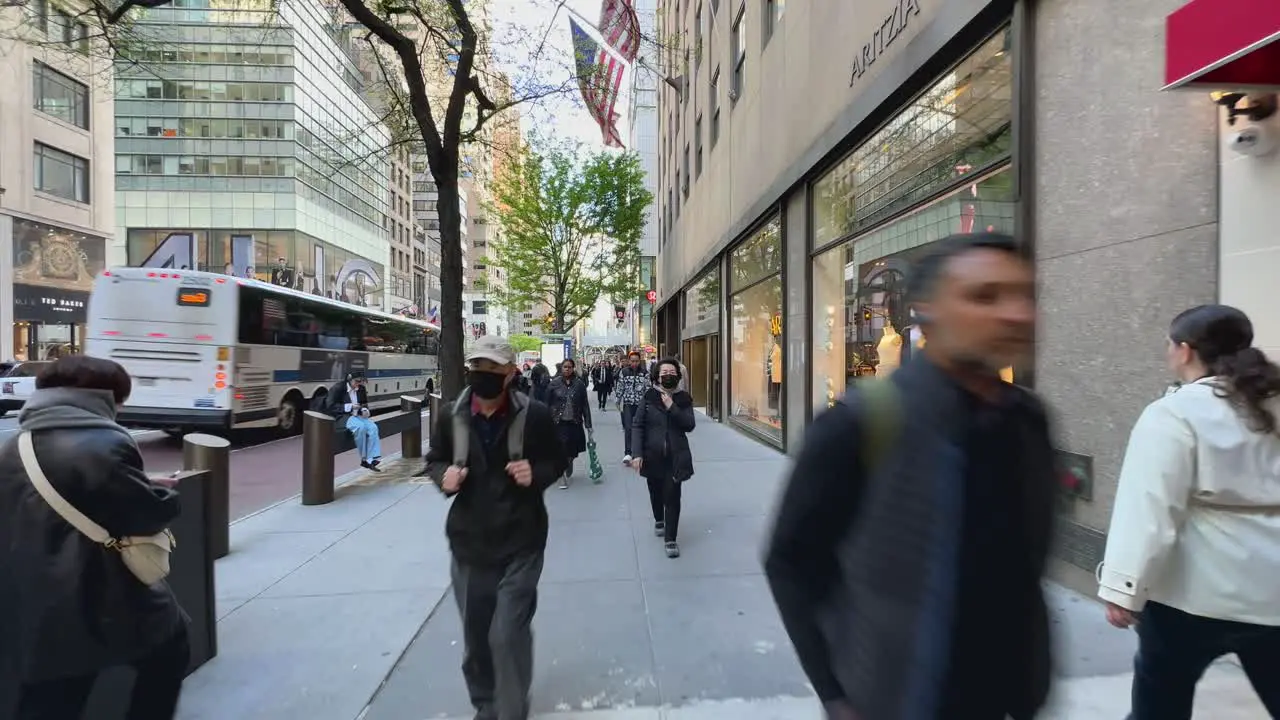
[451,551,545,720]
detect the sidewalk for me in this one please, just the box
[175,404,1268,720]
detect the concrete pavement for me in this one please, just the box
[175,403,1269,719]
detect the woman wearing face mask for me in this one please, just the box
[545,358,592,489]
[1098,304,1280,719]
[630,358,696,558]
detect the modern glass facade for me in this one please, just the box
[112,0,391,306]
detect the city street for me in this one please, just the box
[1,409,428,520]
[172,404,1269,720]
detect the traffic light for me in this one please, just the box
[862,306,872,322]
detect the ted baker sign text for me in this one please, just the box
[850,0,923,87]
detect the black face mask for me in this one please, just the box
[468,371,507,400]
[659,376,680,390]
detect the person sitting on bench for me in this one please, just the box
[326,372,382,471]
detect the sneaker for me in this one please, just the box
[664,541,680,558]
[653,522,665,537]
[623,454,632,466]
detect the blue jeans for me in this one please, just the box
[345,415,382,462]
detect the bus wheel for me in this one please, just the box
[163,429,185,440]
[278,394,304,436]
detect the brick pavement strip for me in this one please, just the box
[174,404,1269,720]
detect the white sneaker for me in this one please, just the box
[623,454,632,466]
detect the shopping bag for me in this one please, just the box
[587,438,604,483]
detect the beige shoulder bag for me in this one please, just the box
[18,432,175,586]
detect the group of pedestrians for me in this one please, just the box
[764,232,1280,720]
[421,336,698,720]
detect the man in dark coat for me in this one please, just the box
[764,233,1056,720]
[423,336,564,720]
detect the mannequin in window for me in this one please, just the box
[876,323,903,376]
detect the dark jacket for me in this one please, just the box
[545,375,592,428]
[631,387,696,481]
[325,380,368,422]
[763,357,1055,720]
[424,389,565,565]
[0,388,185,686]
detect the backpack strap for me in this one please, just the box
[507,391,528,461]
[451,389,472,467]
[855,378,902,475]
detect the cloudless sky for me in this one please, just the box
[488,0,635,151]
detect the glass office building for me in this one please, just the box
[112,0,391,307]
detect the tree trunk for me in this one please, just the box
[435,174,466,400]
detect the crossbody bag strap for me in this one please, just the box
[18,432,113,545]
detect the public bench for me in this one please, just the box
[300,396,425,505]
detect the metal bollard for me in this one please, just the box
[400,395,424,459]
[301,410,335,506]
[182,433,231,559]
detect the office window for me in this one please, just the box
[27,0,48,32]
[33,62,89,129]
[33,143,89,203]
[695,2,703,67]
[682,143,690,197]
[731,4,746,98]
[764,0,784,42]
[695,114,703,177]
[709,68,721,147]
[472,300,488,315]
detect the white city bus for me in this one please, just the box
[86,267,439,436]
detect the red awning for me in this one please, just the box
[1164,0,1280,90]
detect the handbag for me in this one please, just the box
[18,432,175,586]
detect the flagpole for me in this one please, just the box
[564,3,684,94]
[564,3,632,67]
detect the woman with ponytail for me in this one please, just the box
[1099,304,1280,718]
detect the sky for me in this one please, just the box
[487,0,635,151]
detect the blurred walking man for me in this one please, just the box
[423,336,565,720]
[764,233,1057,720]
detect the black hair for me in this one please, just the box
[37,355,132,405]
[1170,304,1280,434]
[906,232,1023,305]
[530,363,550,385]
[650,357,682,384]
[561,357,576,369]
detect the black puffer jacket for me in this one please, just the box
[630,387,696,481]
[0,388,185,686]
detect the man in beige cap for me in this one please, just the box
[422,335,564,720]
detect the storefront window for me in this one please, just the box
[812,168,1015,412]
[729,216,783,443]
[812,28,1013,249]
[683,266,720,336]
[127,228,385,308]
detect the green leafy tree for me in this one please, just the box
[486,142,652,334]
[507,333,543,353]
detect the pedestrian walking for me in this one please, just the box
[591,360,614,409]
[0,355,189,720]
[1098,304,1280,719]
[764,233,1054,720]
[325,372,382,471]
[614,351,649,466]
[630,358,696,558]
[546,358,593,488]
[422,336,565,720]
[529,363,551,404]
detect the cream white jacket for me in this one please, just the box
[1098,378,1280,625]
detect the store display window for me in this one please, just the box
[729,216,784,443]
[812,168,1015,412]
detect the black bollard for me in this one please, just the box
[400,395,424,459]
[301,411,335,505]
[182,433,231,559]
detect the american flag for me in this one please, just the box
[570,18,625,148]
[599,0,640,63]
